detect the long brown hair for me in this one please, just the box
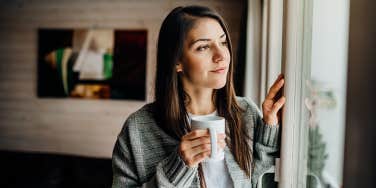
[154,5,252,186]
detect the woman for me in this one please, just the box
[112,5,285,188]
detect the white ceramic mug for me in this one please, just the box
[191,115,225,161]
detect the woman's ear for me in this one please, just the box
[176,62,183,73]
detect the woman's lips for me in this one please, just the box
[210,67,227,74]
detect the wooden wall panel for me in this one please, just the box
[0,0,244,158]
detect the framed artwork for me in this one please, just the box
[37,28,147,100]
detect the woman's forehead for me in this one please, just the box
[186,18,226,42]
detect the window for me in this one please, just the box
[279,0,349,187]
[244,0,349,187]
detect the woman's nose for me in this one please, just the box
[212,44,226,63]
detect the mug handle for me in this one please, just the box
[208,127,217,158]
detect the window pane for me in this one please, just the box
[305,0,349,187]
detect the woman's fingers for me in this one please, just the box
[187,140,227,166]
[189,137,226,154]
[262,74,286,125]
[180,141,211,167]
[182,133,225,151]
[188,133,225,148]
[182,129,209,140]
[189,136,211,148]
[192,151,211,165]
[271,96,286,114]
[266,76,284,100]
[179,132,227,167]
[189,143,211,157]
[218,140,226,151]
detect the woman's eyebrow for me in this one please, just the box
[189,33,226,47]
[190,38,211,47]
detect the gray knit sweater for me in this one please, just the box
[112,97,280,188]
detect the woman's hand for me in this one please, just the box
[262,74,286,125]
[179,129,226,168]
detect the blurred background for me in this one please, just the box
[0,0,375,188]
[0,1,246,187]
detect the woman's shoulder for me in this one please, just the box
[126,102,156,124]
[235,96,262,114]
[118,103,157,135]
[118,102,178,146]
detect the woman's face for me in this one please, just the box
[177,18,231,91]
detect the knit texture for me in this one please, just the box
[112,97,280,188]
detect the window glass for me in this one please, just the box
[305,0,349,187]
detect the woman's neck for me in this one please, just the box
[185,88,216,115]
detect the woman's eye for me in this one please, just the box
[197,45,210,51]
[221,41,228,46]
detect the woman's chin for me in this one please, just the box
[212,80,227,89]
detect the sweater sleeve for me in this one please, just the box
[112,115,198,188]
[243,98,280,188]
